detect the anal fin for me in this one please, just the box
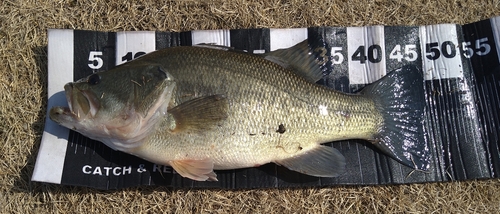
[170,159,218,181]
[275,145,346,177]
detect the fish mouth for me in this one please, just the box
[50,83,100,123]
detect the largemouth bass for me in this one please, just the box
[49,41,428,181]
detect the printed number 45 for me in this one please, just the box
[389,44,418,62]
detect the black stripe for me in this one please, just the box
[383,26,422,72]
[72,30,116,81]
[463,18,500,177]
[229,28,270,53]
[179,31,192,46]
[155,31,183,49]
[308,27,349,92]
[382,26,427,183]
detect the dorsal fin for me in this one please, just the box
[262,40,324,83]
[194,43,235,51]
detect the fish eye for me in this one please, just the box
[88,73,101,85]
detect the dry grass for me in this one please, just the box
[1,0,500,213]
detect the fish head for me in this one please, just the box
[49,63,176,150]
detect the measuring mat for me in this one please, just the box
[32,17,500,189]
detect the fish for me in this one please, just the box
[49,40,429,181]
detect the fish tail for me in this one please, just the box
[360,65,429,170]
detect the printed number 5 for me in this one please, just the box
[88,51,103,69]
[330,47,344,64]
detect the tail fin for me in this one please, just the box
[360,65,429,170]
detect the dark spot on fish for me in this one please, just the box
[261,132,266,135]
[87,73,101,85]
[276,124,286,134]
[213,94,225,101]
[249,133,256,136]
[341,110,351,120]
[298,146,303,150]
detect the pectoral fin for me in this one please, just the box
[170,159,218,181]
[168,95,228,132]
[275,145,346,177]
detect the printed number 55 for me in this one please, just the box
[462,37,491,58]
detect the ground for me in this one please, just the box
[1,0,499,212]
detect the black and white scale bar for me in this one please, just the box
[463,17,500,177]
[33,17,500,189]
[32,29,74,184]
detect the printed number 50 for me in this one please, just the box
[88,51,103,69]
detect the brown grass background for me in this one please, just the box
[1,0,500,212]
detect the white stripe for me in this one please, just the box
[269,28,308,51]
[419,24,463,80]
[115,31,156,66]
[31,29,74,184]
[191,29,231,46]
[490,17,500,63]
[347,26,387,84]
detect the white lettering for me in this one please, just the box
[93,166,102,175]
[103,167,112,176]
[81,165,134,176]
[113,167,121,176]
[153,164,173,173]
[123,165,132,174]
[137,164,146,173]
[153,164,161,172]
[82,165,92,174]
[163,166,172,173]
